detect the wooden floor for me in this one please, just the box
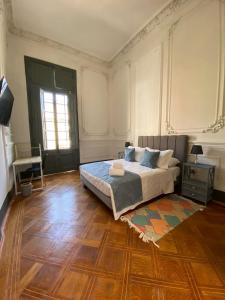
[0,172,225,300]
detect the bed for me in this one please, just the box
[80,135,188,220]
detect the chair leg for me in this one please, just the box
[40,162,44,189]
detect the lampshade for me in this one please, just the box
[125,141,130,148]
[191,145,203,155]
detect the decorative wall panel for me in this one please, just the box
[134,45,162,137]
[111,64,131,137]
[166,0,225,134]
[81,68,109,136]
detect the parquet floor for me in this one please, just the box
[0,171,225,300]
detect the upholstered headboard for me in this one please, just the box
[138,135,188,163]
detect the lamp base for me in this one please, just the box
[194,155,198,164]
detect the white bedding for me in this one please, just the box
[80,159,180,219]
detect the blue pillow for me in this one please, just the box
[124,147,135,162]
[140,150,160,168]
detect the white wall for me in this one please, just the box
[109,0,225,192]
[6,33,126,165]
[7,0,225,193]
[0,0,13,210]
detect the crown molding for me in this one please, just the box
[9,25,108,66]
[110,0,190,64]
[4,0,108,67]
[4,0,216,68]
[4,0,194,67]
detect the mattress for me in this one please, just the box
[80,159,180,201]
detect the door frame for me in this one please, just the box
[24,56,80,173]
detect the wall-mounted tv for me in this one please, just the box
[0,77,14,126]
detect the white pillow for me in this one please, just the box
[168,157,180,167]
[128,146,145,162]
[146,148,173,169]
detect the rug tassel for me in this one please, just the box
[151,238,160,248]
[120,216,159,248]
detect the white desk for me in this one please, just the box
[13,156,44,195]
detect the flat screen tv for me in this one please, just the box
[0,77,14,126]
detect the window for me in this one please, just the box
[40,90,71,150]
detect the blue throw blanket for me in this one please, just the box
[80,162,143,217]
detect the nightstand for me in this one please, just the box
[182,162,215,205]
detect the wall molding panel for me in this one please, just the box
[111,63,132,137]
[80,141,111,162]
[79,139,124,162]
[134,45,162,139]
[166,0,225,134]
[80,67,110,137]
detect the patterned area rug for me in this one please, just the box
[120,194,203,247]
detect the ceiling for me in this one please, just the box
[11,0,170,61]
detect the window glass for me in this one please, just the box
[40,91,71,150]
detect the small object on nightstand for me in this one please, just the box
[182,162,215,205]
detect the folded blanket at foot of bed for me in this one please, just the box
[109,166,125,176]
[80,162,143,219]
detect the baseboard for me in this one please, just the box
[213,189,225,204]
[0,187,14,240]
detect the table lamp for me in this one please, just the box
[191,145,203,164]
